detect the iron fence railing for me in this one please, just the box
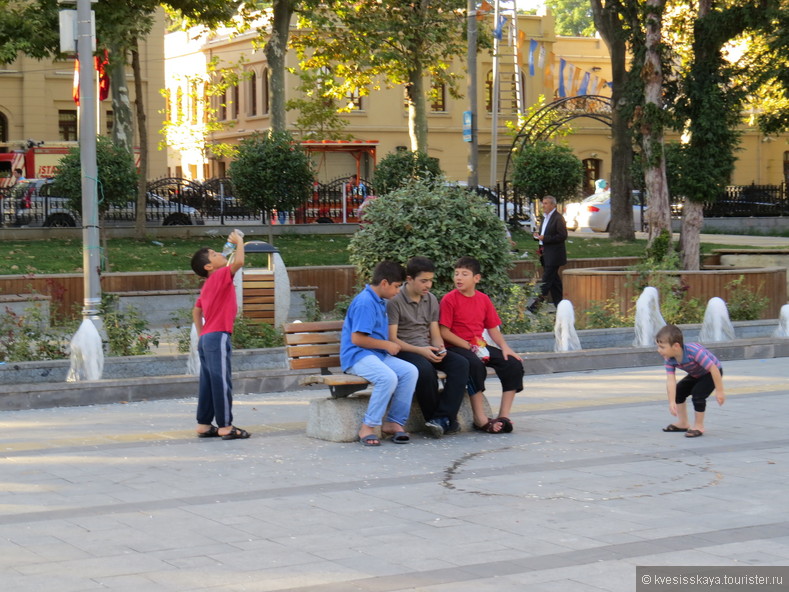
[2,179,787,228]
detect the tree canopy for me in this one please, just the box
[545,0,597,37]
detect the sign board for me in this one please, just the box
[462,111,473,143]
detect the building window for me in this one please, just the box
[486,70,519,113]
[106,110,114,136]
[346,88,362,111]
[248,71,257,116]
[0,111,8,142]
[218,80,227,121]
[190,81,199,125]
[231,84,239,120]
[582,158,602,196]
[784,151,789,184]
[164,88,171,122]
[430,82,446,112]
[176,87,184,121]
[58,110,78,141]
[261,69,269,114]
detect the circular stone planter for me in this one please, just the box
[562,266,787,320]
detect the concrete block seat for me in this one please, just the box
[284,320,493,442]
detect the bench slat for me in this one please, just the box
[287,344,340,357]
[302,374,370,386]
[285,332,342,346]
[290,356,342,370]
[284,320,343,334]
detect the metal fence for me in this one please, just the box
[3,179,787,228]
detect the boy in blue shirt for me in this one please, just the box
[341,261,418,446]
[656,324,725,438]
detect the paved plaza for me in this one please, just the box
[1,357,788,591]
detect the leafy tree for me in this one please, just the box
[228,131,314,242]
[545,0,597,37]
[53,136,139,214]
[295,0,468,153]
[590,0,641,242]
[372,150,443,196]
[511,141,583,201]
[349,180,515,304]
[285,68,353,140]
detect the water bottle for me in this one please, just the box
[221,229,244,257]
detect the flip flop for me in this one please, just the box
[389,431,410,444]
[359,434,381,446]
[685,429,703,438]
[662,424,689,432]
[197,425,220,438]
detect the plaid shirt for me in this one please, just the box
[664,342,721,378]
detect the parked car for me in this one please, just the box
[3,179,204,227]
[565,190,645,232]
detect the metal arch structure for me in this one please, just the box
[502,95,613,189]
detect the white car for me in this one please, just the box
[565,190,645,232]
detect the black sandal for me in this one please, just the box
[497,417,514,433]
[197,425,220,438]
[473,418,504,434]
[221,426,251,440]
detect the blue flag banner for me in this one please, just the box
[528,39,538,76]
[578,71,590,95]
[494,15,506,40]
[558,59,567,97]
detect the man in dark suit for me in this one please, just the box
[529,195,568,313]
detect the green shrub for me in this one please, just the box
[511,140,584,201]
[371,150,442,195]
[348,179,515,304]
[0,305,70,362]
[582,298,633,329]
[231,316,283,349]
[101,294,160,356]
[725,275,769,321]
[498,283,555,334]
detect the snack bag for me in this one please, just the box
[470,338,490,363]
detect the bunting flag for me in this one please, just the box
[73,50,111,106]
[538,43,546,69]
[528,39,538,76]
[516,30,526,68]
[477,0,493,21]
[493,14,506,40]
[566,63,576,95]
[558,58,567,97]
[95,49,110,102]
[571,65,583,95]
[544,50,555,92]
[578,71,590,95]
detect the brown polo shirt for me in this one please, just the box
[386,288,439,348]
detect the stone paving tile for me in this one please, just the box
[1,358,788,591]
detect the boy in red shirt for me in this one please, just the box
[190,230,250,440]
[440,256,524,433]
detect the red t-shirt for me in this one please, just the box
[195,266,237,335]
[439,289,500,343]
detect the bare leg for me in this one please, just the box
[469,393,501,431]
[692,410,706,433]
[674,402,690,429]
[498,390,516,419]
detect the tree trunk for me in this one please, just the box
[131,40,149,239]
[265,0,294,134]
[108,43,134,153]
[406,66,428,153]
[590,0,634,241]
[641,0,672,246]
[680,200,703,270]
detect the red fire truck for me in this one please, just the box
[0,142,76,188]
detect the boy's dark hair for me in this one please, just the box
[371,260,405,285]
[406,256,435,278]
[191,247,211,278]
[454,256,481,276]
[14,168,23,175]
[656,324,684,347]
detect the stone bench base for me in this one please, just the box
[306,393,493,442]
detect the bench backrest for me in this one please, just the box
[284,320,344,371]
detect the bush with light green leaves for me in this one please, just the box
[349,179,515,304]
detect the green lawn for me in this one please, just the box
[0,230,752,275]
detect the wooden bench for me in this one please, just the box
[284,320,447,398]
[284,320,491,442]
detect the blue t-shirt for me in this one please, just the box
[340,285,389,371]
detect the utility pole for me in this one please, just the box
[466,0,479,188]
[76,0,101,322]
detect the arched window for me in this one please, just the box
[261,68,270,115]
[231,84,239,120]
[784,151,789,184]
[176,87,184,121]
[248,71,258,116]
[1,111,9,142]
[430,82,446,112]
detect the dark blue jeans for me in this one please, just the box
[197,331,234,428]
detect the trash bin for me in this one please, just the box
[241,241,278,326]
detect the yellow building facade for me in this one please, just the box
[0,15,167,179]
